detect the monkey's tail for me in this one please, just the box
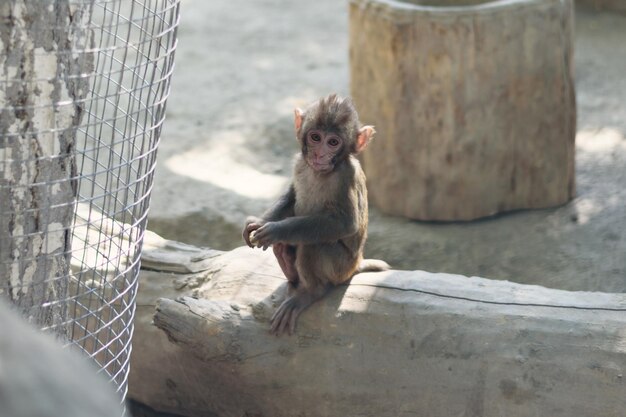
[357,259,391,273]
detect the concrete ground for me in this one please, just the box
[147,1,626,294]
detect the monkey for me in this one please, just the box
[243,94,390,336]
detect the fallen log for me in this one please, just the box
[129,240,626,417]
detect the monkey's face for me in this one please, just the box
[303,129,344,173]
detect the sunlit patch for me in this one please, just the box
[275,93,320,114]
[338,284,378,313]
[253,58,275,70]
[617,328,626,354]
[571,197,601,225]
[576,127,626,153]
[165,132,288,199]
[338,270,395,313]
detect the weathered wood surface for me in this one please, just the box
[0,300,124,417]
[578,0,626,12]
[129,237,626,417]
[0,1,93,331]
[350,0,576,220]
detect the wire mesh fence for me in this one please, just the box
[0,0,180,405]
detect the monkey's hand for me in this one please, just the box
[251,221,280,251]
[243,216,265,248]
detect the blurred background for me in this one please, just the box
[147,0,625,293]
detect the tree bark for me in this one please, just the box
[0,1,93,332]
[128,238,626,417]
[350,0,576,220]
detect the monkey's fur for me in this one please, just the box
[243,94,389,335]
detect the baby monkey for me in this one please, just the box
[243,94,389,336]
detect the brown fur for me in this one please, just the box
[293,154,366,287]
[298,94,360,158]
[242,94,389,335]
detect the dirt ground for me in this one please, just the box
[147,1,626,294]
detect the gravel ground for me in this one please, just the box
[147,1,626,293]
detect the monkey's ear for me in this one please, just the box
[294,108,304,135]
[355,125,375,153]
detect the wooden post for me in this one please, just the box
[0,1,93,331]
[350,0,576,220]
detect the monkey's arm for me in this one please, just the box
[261,184,296,222]
[243,184,295,247]
[253,212,357,246]
[254,184,362,247]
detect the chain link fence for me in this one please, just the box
[0,0,180,405]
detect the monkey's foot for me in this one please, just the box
[271,289,323,336]
[270,285,329,336]
[270,295,307,336]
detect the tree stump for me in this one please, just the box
[350,0,576,220]
[128,234,626,417]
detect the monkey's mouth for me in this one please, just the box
[309,160,334,173]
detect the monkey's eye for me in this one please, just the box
[310,133,322,142]
[328,137,340,147]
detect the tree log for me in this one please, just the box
[129,238,626,417]
[0,1,93,332]
[350,0,576,220]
